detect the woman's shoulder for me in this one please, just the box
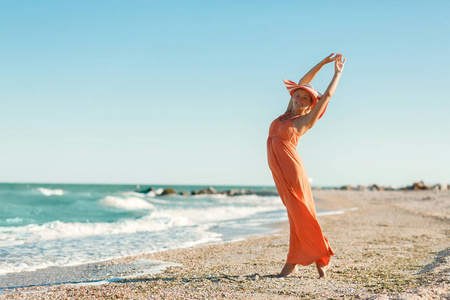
[277,112,291,122]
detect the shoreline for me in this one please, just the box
[1,190,449,299]
[0,208,351,291]
[0,196,349,280]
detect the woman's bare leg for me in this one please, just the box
[316,264,326,278]
[277,263,297,277]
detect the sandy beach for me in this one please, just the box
[1,190,448,299]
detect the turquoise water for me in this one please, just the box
[0,183,276,227]
[0,183,289,275]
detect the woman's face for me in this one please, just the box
[292,89,312,109]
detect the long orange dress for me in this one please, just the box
[267,112,334,267]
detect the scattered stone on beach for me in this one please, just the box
[432,183,448,191]
[340,185,353,190]
[368,184,383,191]
[384,185,397,191]
[160,188,177,195]
[377,222,390,227]
[411,181,430,190]
[329,182,449,192]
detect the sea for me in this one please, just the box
[0,183,336,279]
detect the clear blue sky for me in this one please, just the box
[1,0,449,187]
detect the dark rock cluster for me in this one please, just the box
[336,181,449,191]
[135,186,279,197]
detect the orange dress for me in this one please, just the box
[267,112,334,267]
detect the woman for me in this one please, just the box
[267,53,345,278]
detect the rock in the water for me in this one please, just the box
[160,188,177,195]
[135,186,155,193]
[191,186,218,195]
[226,189,241,196]
[179,191,189,196]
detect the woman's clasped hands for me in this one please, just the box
[335,54,345,73]
[321,53,346,73]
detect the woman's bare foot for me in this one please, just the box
[277,263,297,277]
[316,264,326,278]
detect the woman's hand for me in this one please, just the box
[298,53,343,86]
[334,55,346,73]
[321,53,342,65]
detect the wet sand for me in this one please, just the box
[1,190,449,299]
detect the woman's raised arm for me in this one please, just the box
[293,56,346,135]
[285,53,343,114]
[298,53,341,85]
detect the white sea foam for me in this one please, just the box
[153,203,283,226]
[121,191,146,197]
[146,197,170,204]
[6,217,23,224]
[146,191,157,197]
[0,195,283,248]
[179,236,223,249]
[192,193,228,199]
[217,194,276,204]
[36,187,64,196]
[0,216,178,247]
[100,196,155,210]
[121,191,158,197]
[0,225,221,276]
[66,260,183,287]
